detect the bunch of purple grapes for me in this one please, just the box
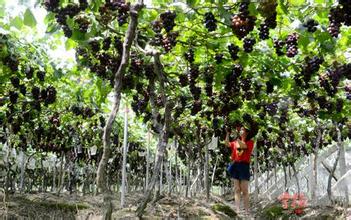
[285,33,299,57]
[204,12,217,32]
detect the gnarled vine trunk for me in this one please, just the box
[136,52,172,217]
[120,107,129,208]
[310,124,321,202]
[205,140,209,201]
[327,140,340,203]
[145,130,151,192]
[93,3,143,220]
[95,2,143,194]
[136,121,170,216]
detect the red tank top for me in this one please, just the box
[229,139,254,163]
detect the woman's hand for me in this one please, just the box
[237,148,244,156]
[237,139,247,149]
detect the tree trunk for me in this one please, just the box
[211,157,218,189]
[159,156,163,194]
[175,140,178,194]
[311,126,321,202]
[167,150,172,196]
[121,107,129,208]
[82,166,88,195]
[292,163,300,195]
[23,152,35,193]
[96,2,143,194]
[336,124,349,206]
[136,50,172,217]
[145,130,150,192]
[198,157,203,193]
[205,141,209,201]
[125,169,129,194]
[52,157,57,192]
[136,130,169,216]
[198,171,202,194]
[283,165,287,192]
[186,156,190,198]
[322,161,338,181]
[210,136,218,192]
[266,170,269,191]
[274,166,277,185]
[103,194,113,220]
[94,4,143,219]
[4,142,10,200]
[57,154,65,196]
[67,162,72,194]
[190,166,193,197]
[327,144,340,203]
[153,145,162,198]
[190,165,200,196]
[180,164,183,195]
[19,150,25,193]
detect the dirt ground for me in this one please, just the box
[0,191,350,219]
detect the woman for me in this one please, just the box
[225,124,255,214]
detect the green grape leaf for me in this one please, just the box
[288,0,305,6]
[299,34,310,49]
[65,38,76,50]
[46,22,60,34]
[314,0,328,4]
[44,12,55,25]
[278,0,289,15]
[23,8,37,28]
[70,30,86,41]
[186,0,199,7]
[0,6,5,18]
[10,16,23,30]
[218,4,232,25]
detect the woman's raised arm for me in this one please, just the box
[225,130,231,148]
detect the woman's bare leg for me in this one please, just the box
[234,179,241,211]
[240,180,249,212]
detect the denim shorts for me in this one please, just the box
[228,162,250,181]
